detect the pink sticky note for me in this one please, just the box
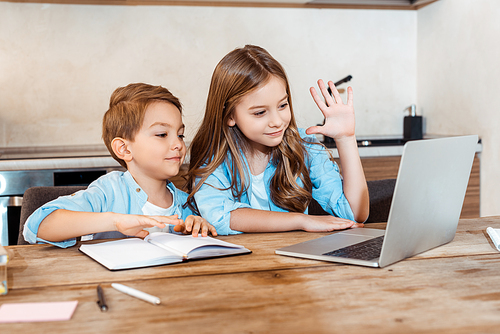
[0,301,78,323]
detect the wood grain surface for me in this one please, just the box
[2,217,500,333]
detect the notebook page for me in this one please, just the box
[146,233,246,255]
[80,238,181,270]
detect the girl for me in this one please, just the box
[186,45,369,235]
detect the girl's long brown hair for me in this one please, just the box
[186,45,312,212]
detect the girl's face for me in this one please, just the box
[228,76,291,153]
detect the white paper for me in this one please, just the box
[486,227,500,252]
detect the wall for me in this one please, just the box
[0,2,416,146]
[417,0,500,216]
[4,1,495,215]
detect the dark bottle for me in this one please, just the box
[403,104,423,140]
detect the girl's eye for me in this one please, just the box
[279,102,289,109]
[178,134,185,139]
[254,110,266,116]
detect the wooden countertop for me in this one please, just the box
[0,144,121,171]
[0,137,483,171]
[0,156,121,172]
[2,216,500,333]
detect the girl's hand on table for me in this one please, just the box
[174,216,218,237]
[301,215,364,232]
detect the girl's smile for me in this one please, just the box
[265,129,284,137]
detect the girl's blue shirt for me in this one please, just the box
[23,171,195,248]
[193,128,355,235]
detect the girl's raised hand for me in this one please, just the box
[306,79,355,141]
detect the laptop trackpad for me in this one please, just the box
[284,229,385,255]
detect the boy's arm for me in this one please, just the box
[37,210,182,242]
[306,80,369,222]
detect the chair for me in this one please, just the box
[18,186,87,245]
[308,178,396,223]
[17,179,396,245]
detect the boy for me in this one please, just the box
[23,83,216,248]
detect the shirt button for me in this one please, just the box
[136,188,141,192]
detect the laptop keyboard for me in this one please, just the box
[322,236,384,261]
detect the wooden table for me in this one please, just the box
[2,217,500,333]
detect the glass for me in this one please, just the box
[0,243,8,295]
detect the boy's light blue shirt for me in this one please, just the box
[193,128,355,235]
[23,171,195,248]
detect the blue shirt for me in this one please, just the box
[193,128,355,235]
[23,171,195,248]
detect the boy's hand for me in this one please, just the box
[173,216,218,237]
[114,214,182,238]
[306,79,356,141]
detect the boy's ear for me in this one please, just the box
[111,137,133,162]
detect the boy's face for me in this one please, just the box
[127,101,186,181]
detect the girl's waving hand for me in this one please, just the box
[306,79,355,140]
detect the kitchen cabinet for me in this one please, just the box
[361,155,481,218]
[0,145,124,245]
[1,0,438,10]
[171,153,481,219]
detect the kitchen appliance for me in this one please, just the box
[0,145,123,245]
[323,75,353,145]
[327,75,352,96]
[403,104,423,140]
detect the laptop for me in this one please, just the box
[276,135,478,268]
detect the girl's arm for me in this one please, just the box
[37,210,181,242]
[230,208,361,233]
[306,79,369,222]
[334,136,369,222]
[193,159,363,235]
[194,170,360,234]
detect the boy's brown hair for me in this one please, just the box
[102,83,182,168]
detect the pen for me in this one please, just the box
[111,283,161,305]
[96,285,108,312]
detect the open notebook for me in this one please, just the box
[80,232,251,270]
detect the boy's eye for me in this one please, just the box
[178,134,185,139]
[156,133,167,138]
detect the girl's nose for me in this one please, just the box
[268,110,283,127]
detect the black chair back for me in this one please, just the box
[18,186,86,245]
[308,179,396,223]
